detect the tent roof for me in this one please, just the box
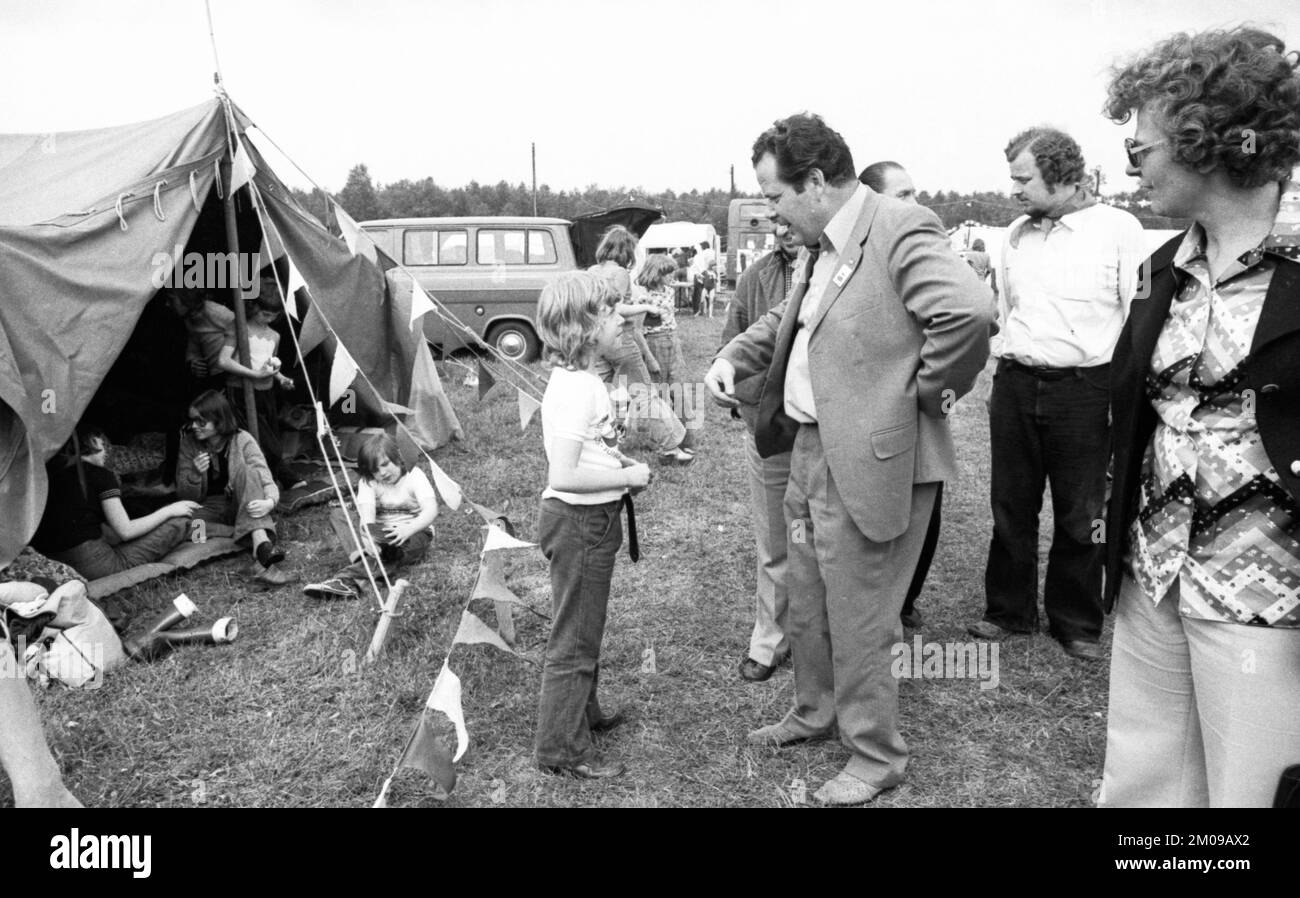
[639,221,716,250]
[0,100,230,227]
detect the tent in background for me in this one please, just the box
[0,98,462,566]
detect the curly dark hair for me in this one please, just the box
[1004,128,1087,188]
[1104,26,1300,188]
[751,113,857,190]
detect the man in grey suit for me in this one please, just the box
[705,113,991,805]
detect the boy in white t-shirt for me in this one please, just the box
[533,272,652,780]
[304,434,438,600]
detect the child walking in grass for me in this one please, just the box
[303,433,437,600]
[532,271,652,779]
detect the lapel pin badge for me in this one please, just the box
[832,264,853,288]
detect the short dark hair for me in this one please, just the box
[357,433,407,482]
[751,113,857,190]
[594,225,638,269]
[1004,128,1087,188]
[1104,26,1300,188]
[859,161,904,192]
[189,389,238,437]
[971,238,986,252]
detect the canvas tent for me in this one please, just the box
[0,98,462,566]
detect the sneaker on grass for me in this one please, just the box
[303,577,359,600]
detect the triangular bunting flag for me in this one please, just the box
[476,360,496,401]
[284,257,307,320]
[452,610,517,655]
[329,343,359,407]
[389,708,457,800]
[467,500,514,534]
[375,246,400,275]
[482,522,536,554]
[410,278,437,331]
[230,138,256,193]
[382,400,415,416]
[426,661,468,762]
[334,203,376,261]
[471,561,525,606]
[518,389,541,430]
[426,457,463,511]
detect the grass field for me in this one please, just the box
[7,307,1111,808]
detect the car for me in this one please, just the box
[361,207,661,363]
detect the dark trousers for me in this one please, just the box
[983,360,1109,642]
[902,481,943,617]
[534,497,622,767]
[226,385,297,488]
[328,508,431,588]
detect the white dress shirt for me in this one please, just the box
[994,202,1147,367]
[784,185,869,422]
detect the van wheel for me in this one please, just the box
[486,322,540,363]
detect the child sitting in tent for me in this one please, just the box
[176,390,292,585]
[304,434,437,600]
[216,271,305,492]
[30,425,198,580]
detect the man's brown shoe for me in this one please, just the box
[967,619,1018,640]
[590,709,627,733]
[739,657,776,682]
[746,720,832,747]
[540,758,626,779]
[1062,640,1102,662]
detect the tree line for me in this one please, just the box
[289,164,1187,235]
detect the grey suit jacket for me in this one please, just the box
[718,190,992,542]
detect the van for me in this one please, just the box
[361,207,662,363]
[361,216,570,362]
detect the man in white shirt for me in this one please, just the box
[969,127,1147,661]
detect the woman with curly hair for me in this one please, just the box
[1100,25,1300,807]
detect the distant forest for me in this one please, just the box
[289,164,1188,236]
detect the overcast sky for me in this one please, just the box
[2,0,1297,198]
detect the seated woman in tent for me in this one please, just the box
[175,390,293,585]
[30,426,199,580]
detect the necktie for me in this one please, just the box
[621,493,639,562]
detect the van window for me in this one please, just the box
[403,229,437,265]
[528,230,557,264]
[475,228,557,265]
[478,229,526,265]
[439,230,467,265]
[403,229,467,265]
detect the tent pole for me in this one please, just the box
[221,151,260,441]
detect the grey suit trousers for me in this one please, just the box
[781,423,937,788]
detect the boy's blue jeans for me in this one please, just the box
[534,496,622,768]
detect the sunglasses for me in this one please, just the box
[1124,137,1166,168]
